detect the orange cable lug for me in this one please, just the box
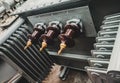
[58,43,66,55]
[24,40,32,50]
[40,41,47,51]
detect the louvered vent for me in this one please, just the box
[0,18,54,83]
[86,13,120,83]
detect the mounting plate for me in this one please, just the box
[28,6,96,37]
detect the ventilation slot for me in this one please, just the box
[0,24,54,83]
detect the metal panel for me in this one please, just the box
[49,51,90,70]
[107,22,120,82]
[26,6,96,70]
[28,6,96,37]
[107,24,120,72]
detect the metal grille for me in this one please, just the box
[0,18,54,83]
[86,13,120,83]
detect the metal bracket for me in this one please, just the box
[59,66,70,80]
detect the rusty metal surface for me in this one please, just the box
[43,64,92,83]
